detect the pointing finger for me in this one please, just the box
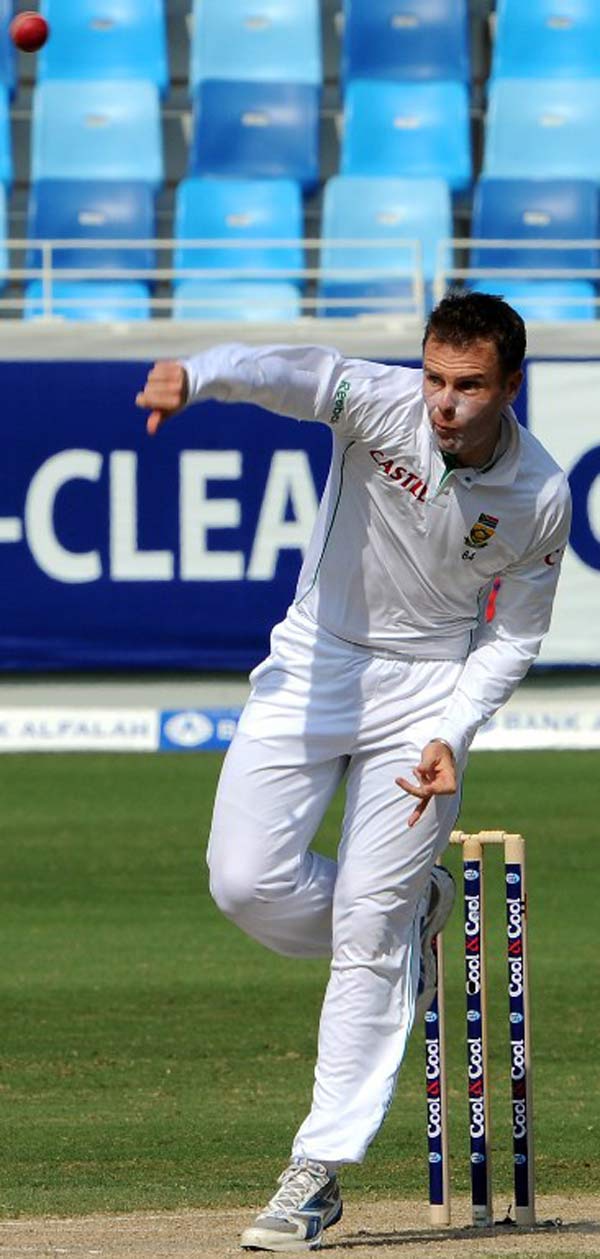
[408,796,431,828]
[395,775,430,800]
[146,410,167,437]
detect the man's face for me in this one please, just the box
[422,335,523,467]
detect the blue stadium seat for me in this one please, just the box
[38,0,168,95]
[0,183,8,287]
[31,81,163,189]
[483,79,600,180]
[491,0,600,79]
[0,84,12,186]
[24,280,151,321]
[174,177,303,283]
[471,178,599,273]
[172,279,301,320]
[0,0,16,96]
[27,181,157,273]
[190,0,321,89]
[470,278,597,321]
[341,80,471,193]
[342,0,470,85]
[318,175,452,316]
[189,82,319,189]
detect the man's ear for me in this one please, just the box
[506,368,524,404]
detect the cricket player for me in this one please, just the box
[136,293,571,1252]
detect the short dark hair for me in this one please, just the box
[423,291,526,377]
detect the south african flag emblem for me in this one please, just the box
[465,512,499,549]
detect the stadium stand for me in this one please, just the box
[24,278,151,320]
[341,0,470,85]
[189,0,321,89]
[172,279,301,320]
[0,180,7,282]
[470,277,597,321]
[173,176,304,319]
[1,0,596,321]
[27,180,157,273]
[491,0,600,80]
[173,177,304,299]
[318,175,452,316]
[0,0,15,97]
[483,79,600,181]
[340,79,472,193]
[31,80,163,188]
[476,10,600,316]
[174,177,303,269]
[467,178,598,319]
[188,81,320,188]
[187,0,321,192]
[38,0,169,96]
[0,82,11,187]
[471,177,600,288]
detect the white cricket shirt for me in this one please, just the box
[183,343,571,758]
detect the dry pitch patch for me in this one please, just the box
[0,1197,598,1259]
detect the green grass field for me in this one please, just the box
[0,750,598,1218]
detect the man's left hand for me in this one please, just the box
[395,740,458,828]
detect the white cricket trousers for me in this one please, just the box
[207,605,465,1165]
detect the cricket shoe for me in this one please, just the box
[240,1158,342,1252]
[415,864,456,1022]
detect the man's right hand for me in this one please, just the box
[135,361,189,436]
[395,740,458,828]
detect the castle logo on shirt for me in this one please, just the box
[464,513,499,549]
[369,448,428,502]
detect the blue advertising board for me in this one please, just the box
[0,358,597,670]
[1,361,334,670]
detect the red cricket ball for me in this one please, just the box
[9,11,50,53]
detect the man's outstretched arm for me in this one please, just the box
[135,343,348,436]
[135,342,422,440]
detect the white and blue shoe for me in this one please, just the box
[240,1158,342,1252]
[415,865,456,1022]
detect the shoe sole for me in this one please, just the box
[240,1202,343,1252]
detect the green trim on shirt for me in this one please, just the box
[296,440,356,605]
[438,452,461,488]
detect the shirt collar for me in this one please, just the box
[425,406,521,489]
[474,409,521,486]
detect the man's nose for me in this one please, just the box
[437,388,457,412]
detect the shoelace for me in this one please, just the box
[263,1161,329,1219]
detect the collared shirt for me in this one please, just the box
[183,343,571,757]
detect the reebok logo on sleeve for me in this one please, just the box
[330,379,351,424]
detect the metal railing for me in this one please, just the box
[434,237,600,312]
[0,237,426,320]
[0,235,598,320]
